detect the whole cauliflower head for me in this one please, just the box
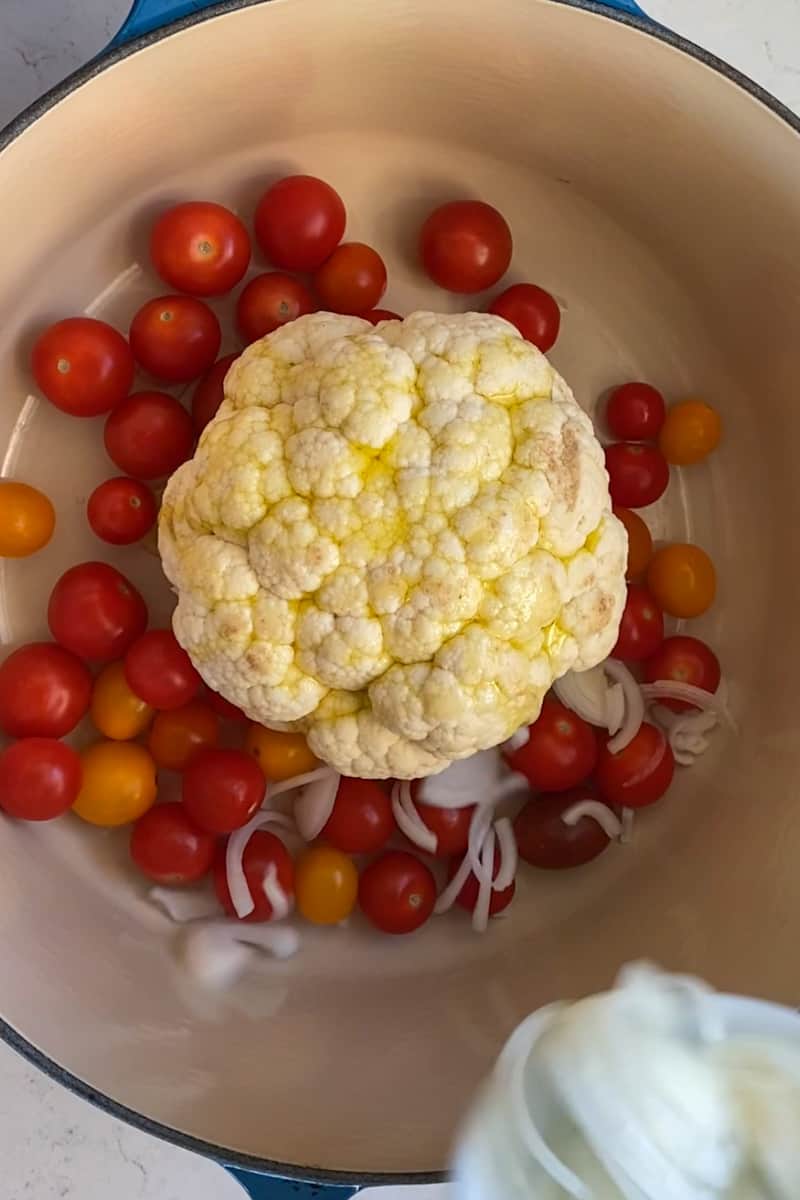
[159,312,626,779]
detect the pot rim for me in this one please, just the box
[0,0,798,1186]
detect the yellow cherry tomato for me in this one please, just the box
[73,741,157,827]
[658,400,721,466]
[90,660,154,741]
[244,725,319,782]
[647,543,717,618]
[295,845,358,926]
[0,480,55,557]
[614,506,653,579]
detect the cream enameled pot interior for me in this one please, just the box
[0,0,799,1176]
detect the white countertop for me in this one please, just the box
[1,1,798,1197]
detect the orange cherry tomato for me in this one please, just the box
[73,741,157,827]
[90,660,154,740]
[148,699,219,771]
[0,481,55,557]
[647,543,717,618]
[659,400,721,466]
[244,725,319,782]
[295,845,358,926]
[613,507,653,579]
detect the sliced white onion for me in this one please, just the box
[269,766,336,800]
[468,803,496,886]
[494,772,531,803]
[641,681,732,724]
[293,770,340,841]
[181,921,300,988]
[262,863,291,921]
[604,659,646,753]
[493,817,518,891]
[553,666,609,728]
[391,781,437,854]
[504,725,530,753]
[605,682,626,737]
[419,750,504,809]
[226,810,295,920]
[473,827,496,934]
[653,705,719,767]
[562,801,622,840]
[149,887,220,923]
[620,808,635,845]
[434,853,474,915]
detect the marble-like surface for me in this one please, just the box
[0,1,798,1197]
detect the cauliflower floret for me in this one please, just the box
[159,311,626,778]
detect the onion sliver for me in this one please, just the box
[494,817,518,891]
[434,854,473,915]
[294,770,340,841]
[620,808,635,844]
[653,706,718,767]
[262,863,291,921]
[226,810,294,920]
[392,781,437,854]
[553,666,609,728]
[504,726,530,753]
[269,766,336,801]
[605,683,625,737]
[604,659,646,754]
[640,681,731,720]
[562,800,622,840]
[182,921,300,988]
[420,750,503,809]
[468,804,495,886]
[473,827,496,933]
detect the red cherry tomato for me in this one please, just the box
[31,317,134,417]
[0,642,91,737]
[359,851,436,934]
[48,562,147,662]
[313,243,387,315]
[595,723,675,809]
[447,847,515,916]
[125,629,201,710]
[236,272,314,343]
[150,201,250,297]
[514,786,611,869]
[190,353,238,435]
[410,788,475,858]
[321,777,394,854]
[0,738,82,821]
[254,175,346,272]
[605,442,670,509]
[643,636,721,713]
[213,829,294,922]
[104,391,194,480]
[204,687,247,722]
[420,201,512,293]
[130,802,216,884]
[506,698,598,792]
[87,477,157,545]
[182,747,266,834]
[606,382,666,441]
[612,584,664,662]
[489,283,561,352]
[129,296,221,382]
[364,309,401,324]
[148,699,219,771]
